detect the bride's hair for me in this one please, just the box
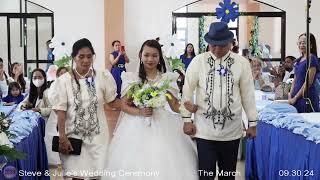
[138,39,166,83]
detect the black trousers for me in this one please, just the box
[196,138,240,180]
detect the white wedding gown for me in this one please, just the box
[104,72,198,180]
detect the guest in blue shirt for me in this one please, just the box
[110,40,129,99]
[180,43,196,70]
[289,33,319,113]
[2,82,24,106]
[46,40,54,71]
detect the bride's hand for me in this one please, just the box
[139,107,153,117]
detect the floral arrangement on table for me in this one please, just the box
[160,34,185,73]
[0,113,12,138]
[0,112,26,169]
[126,80,172,126]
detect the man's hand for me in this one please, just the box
[183,122,196,136]
[246,126,256,138]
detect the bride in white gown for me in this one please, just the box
[104,40,198,180]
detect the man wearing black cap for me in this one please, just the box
[180,22,257,180]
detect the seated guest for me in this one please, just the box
[282,56,296,82]
[46,65,58,88]
[2,82,24,105]
[48,67,69,99]
[251,58,271,90]
[10,62,26,93]
[262,59,274,73]
[56,67,69,78]
[21,68,51,121]
[47,66,68,88]
[273,72,290,100]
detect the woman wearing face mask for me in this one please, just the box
[21,68,51,121]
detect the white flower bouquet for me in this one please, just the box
[126,80,172,126]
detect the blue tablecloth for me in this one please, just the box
[0,105,17,116]
[0,107,49,179]
[246,122,320,180]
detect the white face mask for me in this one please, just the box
[33,79,44,87]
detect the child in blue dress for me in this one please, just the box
[2,82,24,106]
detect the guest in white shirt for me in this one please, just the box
[282,56,295,82]
[180,22,257,180]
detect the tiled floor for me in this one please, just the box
[49,165,63,180]
[105,107,120,137]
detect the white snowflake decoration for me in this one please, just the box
[49,36,72,60]
[160,34,185,59]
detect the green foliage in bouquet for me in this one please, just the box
[126,83,144,99]
[54,55,72,68]
[126,80,172,108]
[167,57,185,71]
[0,112,26,161]
[0,145,26,161]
